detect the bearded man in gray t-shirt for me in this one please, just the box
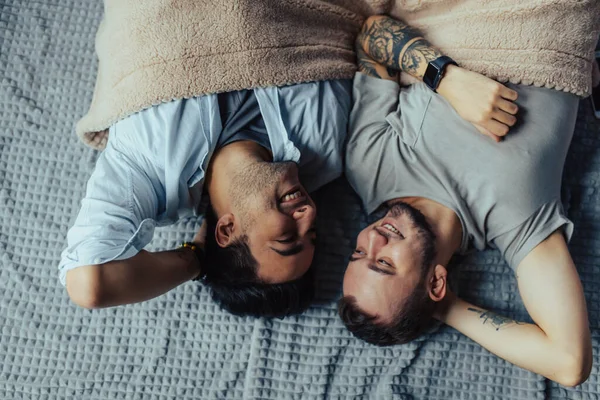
[339,15,592,387]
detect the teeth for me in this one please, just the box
[382,223,400,234]
[282,190,302,202]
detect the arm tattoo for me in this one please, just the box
[356,36,398,81]
[356,39,382,79]
[360,16,442,79]
[401,39,442,77]
[467,307,525,331]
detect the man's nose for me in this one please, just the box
[293,205,316,236]
[366,227,387,254]
[292,204,314,221]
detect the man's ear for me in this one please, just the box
[428,264,448,302]
[215,213,236,248]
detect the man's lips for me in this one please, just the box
[379,218,402,237]
[279,186,309,210]
[280,188,303,203]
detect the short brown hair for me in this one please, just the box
[338,285,436,345]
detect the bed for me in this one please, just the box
[0,1,598,398]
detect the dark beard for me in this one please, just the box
[386,202,437,272]
[229,161,297,225]
[230,161,294,198]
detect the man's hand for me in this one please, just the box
[437,65,519,142]
[356,15,519,142]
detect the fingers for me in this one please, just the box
[499,85,518,101]
[90,131,108,148]
[479,86,517,138]
[492,108,517,127]
[482,119,510,137]
[489,88,519,136]
[497,98,519,115]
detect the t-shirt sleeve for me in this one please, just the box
[490,200,574,271]
[345,73,402,213]
[58,132,160,286]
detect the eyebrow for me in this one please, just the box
[270,244,304,256]
[348,256,396,276]
[368,264,395,276]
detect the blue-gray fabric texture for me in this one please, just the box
[0,1,599,399]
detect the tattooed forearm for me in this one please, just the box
[356,37,398,81]
[467,307,525,331]
[358,16,442,80]
[401,39,442,77]
[361,16,421,67]
[356,40,382,78]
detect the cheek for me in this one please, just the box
[262,210,281,225]
[343,263,372,295]
[390,242,421,269]
[250,213,292,240]
[239,187,273,214]
[342,264,359,295]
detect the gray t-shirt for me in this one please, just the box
[346,73,579,270]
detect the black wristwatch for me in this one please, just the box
[180,242,206,281]
[423,56,458,93]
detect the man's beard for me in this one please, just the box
[229,161,297,227]
[387,202,437,272]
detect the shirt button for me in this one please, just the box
[93,257,103,264]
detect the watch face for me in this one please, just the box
[423,62,440,88]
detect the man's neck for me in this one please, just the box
[390,196,463,266]
[205,140,272,213]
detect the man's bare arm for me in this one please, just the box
[356,15,520,141]
[437,231,592,386]
[65,222,207,308]
[66,248,201,308]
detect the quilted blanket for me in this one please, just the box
[0,1,598,399]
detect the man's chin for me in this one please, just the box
[387,201,413,217]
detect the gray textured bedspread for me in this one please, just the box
[0,1,598,399]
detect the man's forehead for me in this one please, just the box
[344,280,397,323]
[344,260,415,321]
[253,245,314,283]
